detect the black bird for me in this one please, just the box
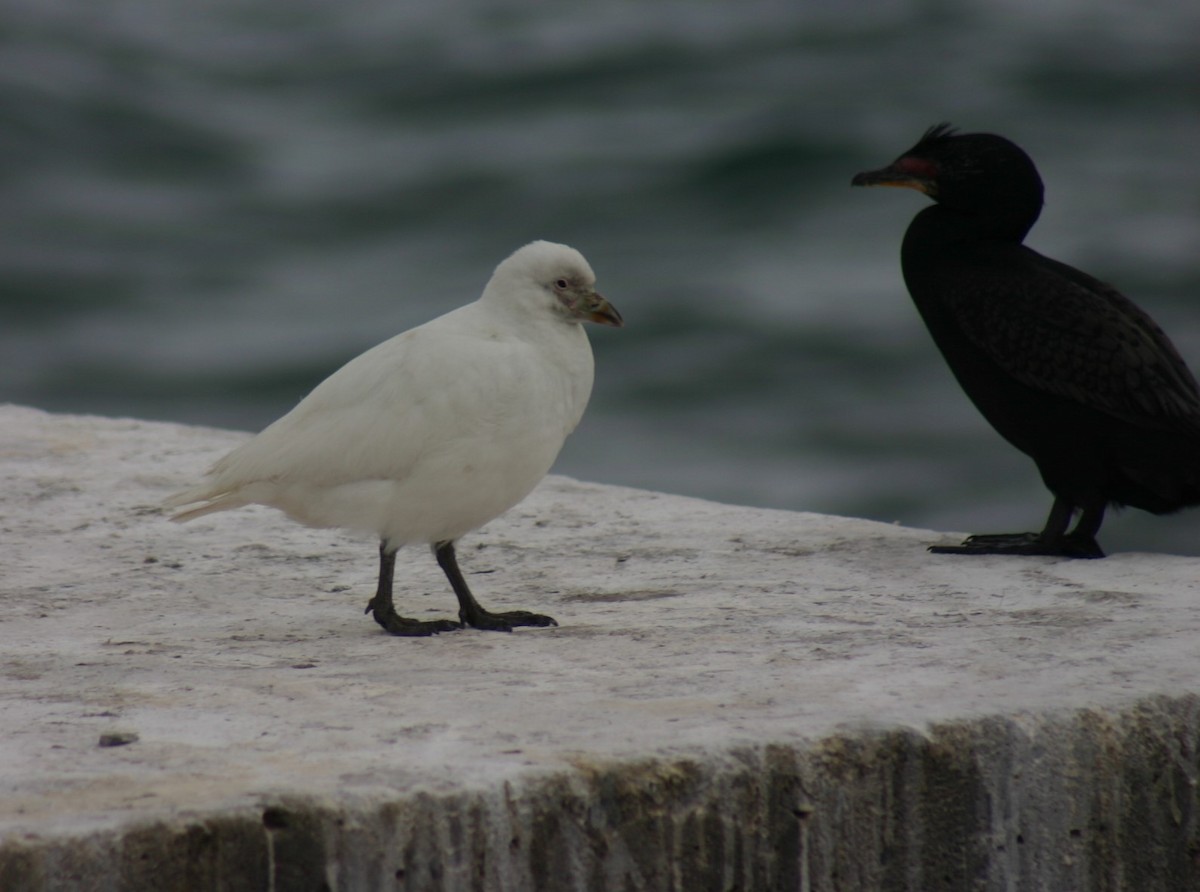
[852,124,1200,558]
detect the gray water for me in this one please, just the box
[5,0,1200,554]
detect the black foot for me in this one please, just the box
[929,532,1105,559]
[460,609,558,633]
[364,597,462,636]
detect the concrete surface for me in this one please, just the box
[2,403,1199,891]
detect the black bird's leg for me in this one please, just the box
[929,496,1105,558]
[1061,500,1106,558]
[434,540,558,632]
[364,540,462,636]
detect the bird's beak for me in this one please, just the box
[851,163,937,197]
[585,291,624,327]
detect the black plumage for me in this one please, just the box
[852,124,1200,557]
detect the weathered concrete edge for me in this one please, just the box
[4,693,1198,892]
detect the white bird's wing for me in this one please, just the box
[166,304,587,521]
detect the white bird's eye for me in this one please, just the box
[554,278,569,290]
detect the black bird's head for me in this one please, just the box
[852,123,1045,241]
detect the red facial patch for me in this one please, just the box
[893,156,939,179]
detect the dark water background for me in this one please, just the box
[5,0,1200,554]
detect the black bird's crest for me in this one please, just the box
[916,122,958,147]
[922,122,957,140]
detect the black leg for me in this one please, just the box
[434,540,557,632]
[1062,500,1106,558]
[929,496,1105,558]
[364,540,462,636]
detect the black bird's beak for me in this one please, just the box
[851,161,938,197]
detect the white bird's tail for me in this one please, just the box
[162,485,247,523]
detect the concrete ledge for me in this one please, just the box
[2,404,1199,890]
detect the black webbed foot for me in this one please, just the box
[930,531,1105,559]
[459,608,558,633]
[929,531,1040,553]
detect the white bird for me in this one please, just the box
[165,240,622,636]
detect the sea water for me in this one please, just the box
[4,0,1199,553]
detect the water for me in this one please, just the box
[5,0,1200,554]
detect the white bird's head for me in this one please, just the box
[482,241,623,328]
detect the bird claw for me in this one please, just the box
[369,607,462,637]
[930,532,1105,559]
[460,609,558,632]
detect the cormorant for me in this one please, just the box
[852,124,1200,558]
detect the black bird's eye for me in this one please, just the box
[555,278,569,290]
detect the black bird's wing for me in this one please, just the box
[941,247,1200,431]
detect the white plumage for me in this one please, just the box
[166,240,622,635]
